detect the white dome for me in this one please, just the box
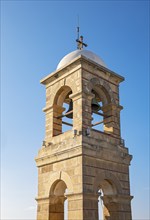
[57,49,107,69]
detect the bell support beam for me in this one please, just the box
[57,110,73,119]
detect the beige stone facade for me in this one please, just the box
[35,54,133,220]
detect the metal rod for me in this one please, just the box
[93,111,112,118]
[57,110,73,119]
[92,120,104,127]
[62,121,73,127]
[77,15,79,40]
[93,111,105,116]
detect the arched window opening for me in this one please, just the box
[62,91,73,133]
[91,90,104,132]
[64,188,68,220]
[98,189,104,220]
[97,177,118,220]
[49,180,68,220]
[53,87,73,136]
[98,187,111,220]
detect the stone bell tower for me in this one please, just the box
[35,40,133,220]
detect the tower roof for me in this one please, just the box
[57,49,107,70]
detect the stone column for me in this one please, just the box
[36,197,49,220]
[53,104,65,137]
[43,104,65,141]
[43,106,53,141]
[102,104,123,138]
[67,193,83,220]
[82,93,93,131]
[70,92,93,135]
[83,194,99,220]
[103,205,111,220]
[102,195,133,220]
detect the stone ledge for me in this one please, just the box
[35,145,82,167]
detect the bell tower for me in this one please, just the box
[35,43,133,220]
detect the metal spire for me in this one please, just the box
[76,16,88,50]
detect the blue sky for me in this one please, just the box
[1,1,149,219]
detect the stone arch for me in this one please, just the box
[53,85,72,107]
[85,77,116,105]
[85,77,118,135]
[94,171,123,195]
[48,171,72,220]
[52,85,75,136]
[48,171,74,196]
[52,78,77,107]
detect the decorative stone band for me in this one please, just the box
[43,104,65,113]
[102,194,133,205]
[35,196,49,202]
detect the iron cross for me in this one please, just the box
[76,36,88,50]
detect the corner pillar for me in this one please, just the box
[36,197,49,220]
[102,104,123,138]
[53,104,65,137]
[43,104,65,141]
[83,194,99,220]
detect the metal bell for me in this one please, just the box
[66,100,73,118]
[91,98,101,112]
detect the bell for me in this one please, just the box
[91,98,101,112]
[66,100,73,118]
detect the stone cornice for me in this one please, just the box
[35,145,82,167]
[40,55,124,86]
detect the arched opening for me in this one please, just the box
[87,77,119,136]
[90,83,115,136]
[64,188,68,220]
[49,180,68,220]
[53,86,73,136]
[97,178,118,220]
[91,89,104,132]
[98,189,104,220]
[62,91,73,133]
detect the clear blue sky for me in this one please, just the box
[1,1,149,219]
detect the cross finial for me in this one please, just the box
[76,24,88,50]
[76,35,88,50]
